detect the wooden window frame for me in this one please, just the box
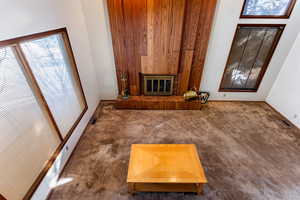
[0,28,88,200]
[0,194,7,200]
[240,0,297,19]
[219,24,285,93]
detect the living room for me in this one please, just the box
[1,0,300,200]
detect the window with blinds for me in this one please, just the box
[219,24,284,92]
[21,34,86,137]
[0,28,87,200]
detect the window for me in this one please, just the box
[219,24,285,92]
[241,0,297,18]
[0,46,61,200]
[21,34,86,137]
[0,28,87,200]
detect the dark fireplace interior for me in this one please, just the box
[143,75,174,96]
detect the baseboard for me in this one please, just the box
[208,100,265,103]
[100,99,117,104]
[100,98,266,103]
[263,101,298,128]
[208,100,297,128]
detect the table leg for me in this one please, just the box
[128,183,135,195]
[196,184,203,195]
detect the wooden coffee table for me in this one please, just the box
[127,144,207,195]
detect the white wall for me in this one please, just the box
[201,0,300,101]
[266,33,300,128]
[80,0,119,100]
[79,0,300,101]
[0,0,101,199]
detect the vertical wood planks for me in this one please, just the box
[123,0,147,95]
[141,0,186,74]
[181,0,202,50]
[177,50,194,94]
[108,0,147,95]
[188,0,217,91]
[107,0,217,96]
[177,0,202,94]
[177,0,217,94]
[107,0,127,94]
[168,0,186,74]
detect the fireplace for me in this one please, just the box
[142,75,175,96]
[108,0,217,109]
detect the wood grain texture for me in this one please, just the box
[123,0,147,95]
[180,0,202,50]
[115,96,203,110]
[188,0,217,90]
[141,0,186,74]
[108,0,147,95]
[133,183,203,194]
[107,0,216,96]
[107,0,128,94]
[127,144,207,183]
[177,0,217,94]
[177,50,194,94]
[176,0,201,95]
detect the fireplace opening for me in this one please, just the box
[143,75,174,96]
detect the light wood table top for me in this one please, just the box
[127,144,207,184]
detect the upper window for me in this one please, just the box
[241,0,297,18]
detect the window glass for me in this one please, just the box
[0,47,60,200]
[21,34,86,137]
[242,0,294,17]
[220,25,284,92]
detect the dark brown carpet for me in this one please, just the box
[49,102,300,200]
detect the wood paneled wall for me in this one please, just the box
[141,0,186,75]
[107,0,217,96]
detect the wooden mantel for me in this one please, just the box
[115,96,203,110]
[107,0,217,96]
